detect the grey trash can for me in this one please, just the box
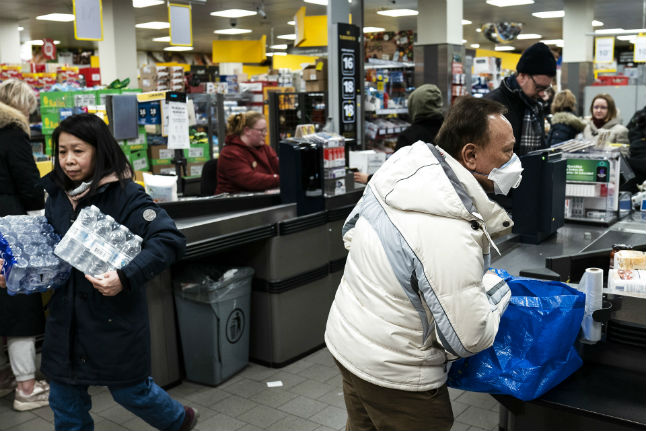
[174,265,254,386]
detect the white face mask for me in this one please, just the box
[488,153,524,195]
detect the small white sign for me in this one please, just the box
[595,37,614,64]
[266,381,283,388]
[635,35,646,63]
[167,101,190,149]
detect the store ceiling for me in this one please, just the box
[7,0,644,56]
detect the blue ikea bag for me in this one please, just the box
[447,269,585,401]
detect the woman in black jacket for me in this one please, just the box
[0,79,48,411]
[545,89,586,147]
[39,114,198,430]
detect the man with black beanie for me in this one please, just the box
[485,42,557,155]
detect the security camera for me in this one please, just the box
[257,7,267,19]
[230,18,237,27]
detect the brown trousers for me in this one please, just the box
[335,359,454,431]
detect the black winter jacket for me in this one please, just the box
[0,102,46,338]
[41,174,185,386]
[545,111,587,147]
[395,115,443,152]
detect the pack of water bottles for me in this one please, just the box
[54,205,143,276]
[0,216,71,295]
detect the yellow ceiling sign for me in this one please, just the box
[212,35,267,63]
[273,54,319,71]
[294,6,327,47]
[295,7,306,47]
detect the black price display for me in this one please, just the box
[343,100,356,123]
[342,78,355,98]
[341,53,354,75]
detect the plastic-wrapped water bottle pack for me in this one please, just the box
[0,216,71,295]
[54,205,143,276]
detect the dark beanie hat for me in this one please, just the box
[516,42,556,76]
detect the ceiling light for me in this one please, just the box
[377,9,419,17]
[164,46,193,51]
[132,0,164,7]
[470,43,480,48]
[36,13,75,22]
[486,0,534,6]
[135,22,170,29]
[18,26,24,31]
[462,19,472,25]
[541,39,564,47]
[495,45,516,51]
[363,27,385,33]
[462,39,467,43]
[26,40,61,45]
[594,28,624,34]
[287,20,295,25]
[153,36,170,42]
[214,28,253,35]
[476,28,482,32]
[517,33,542,39]
[270,44,288,49]
[532,10,564,19]
[277,34,296,40]
[210,9,257,18]
[270,51,287,56]
[304,0,328,4]
[592,20,604,27]
[617,35,637,41]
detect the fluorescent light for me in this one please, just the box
[214,28,253,35]
[270,44,288,49]
[476,28,482,32]
[462,19,472,25]
[532,10,564,19]
[270,52,287,56]
[462,39,467,43]
[517,33,542,39]
[617,35,637,41]
[26,40,61,45]
[153,36,170,42]
[164,46,193,51]
[210,9,257,18]
[592,20,604,27]
[541,39,564,47]
[36,13,75,22]
[18,26,24,31]
[363,27,385,33]
[136,22,170,29]
[470,43,480,48]
[287,20,295,25]
[486,0,534,6]
[132,0,164,7]
[495,45,515,51]
[377,9,419,17]
[304,0,328,4]
[595,28,646,35]
[277,34,296,40]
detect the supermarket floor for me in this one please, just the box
[0,347,500,431]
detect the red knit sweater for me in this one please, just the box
[215,135,280,194]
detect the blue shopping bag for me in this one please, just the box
[447,269,585,401]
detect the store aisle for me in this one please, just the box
[0,348,499,431]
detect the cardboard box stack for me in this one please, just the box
[302,59,327,92]
[169,66,185,92]
[139,65,170,92]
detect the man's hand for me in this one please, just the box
[354,172,370,184]
[85,271,123,296]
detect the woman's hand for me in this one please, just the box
[354,172,370,184]
[0,259,5,289]
[85,271,123,296]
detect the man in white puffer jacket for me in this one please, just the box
[325,97,520,431]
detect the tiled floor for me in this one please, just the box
[0,348,500,431]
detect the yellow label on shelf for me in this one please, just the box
[136,91,168,102]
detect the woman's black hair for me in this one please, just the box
[52,113,133,194]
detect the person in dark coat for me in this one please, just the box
[545,89,586,147]
[354,84,444,184]
[625,105,646,188]
[485,42,556,155]
[36,114,197,430]
[0,79,49,411]
[215,111,279,194]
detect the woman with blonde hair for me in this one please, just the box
[0,79,49,411]
[216,111,279,194]
[545,89,586,146]
[583,93,629,144]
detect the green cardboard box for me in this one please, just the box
[41,108,60,133]
[121,126,148,153]
[40,91,73,108]
[183,143,209,163]
[128,150,149,172]
[95,89,122,106]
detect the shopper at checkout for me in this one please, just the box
[0,79,50,411]
[325,97,519,431]
[215,111,280,194]
[0,114,199,431]
[354,83,444,184]
[545,89,587,146]
[485,42,556,155]
[583,93,629,145]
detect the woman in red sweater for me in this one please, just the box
[215,111,280,194]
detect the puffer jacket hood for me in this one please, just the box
[551,111,586,132]
[408,84,443,122]
[0,101,29,136]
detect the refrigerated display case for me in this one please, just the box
[267,92,328,150]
